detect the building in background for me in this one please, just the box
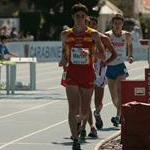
[134,0,150,38]
[97,0,122,33]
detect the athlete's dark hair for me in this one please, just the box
[112,13,124,22]
[89,16,98,24]
[71,3,88,15]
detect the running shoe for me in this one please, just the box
[111,116,120,127]
[94,111,103,130]
[70,136,73,140]
[88,127,98,138]
[72,139,81,150]
[80,129,86,140]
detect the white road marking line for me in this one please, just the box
[0,101,59,119]
[37,77,61,83]
[0,120,67,149]
[0,63,147,149]
[103,102,112,107]
[0,102,112,149]
[0,74,143,119]
[0,73,144,120]
[0,142,53,146]
[47,85,62,90]
[45,74,144,90]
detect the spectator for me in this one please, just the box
[0,25,7,36]
[131,26,140,42]
[0,35,17,60]
[10,27,19,40]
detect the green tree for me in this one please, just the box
[25,0,101,40]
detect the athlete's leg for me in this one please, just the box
[116,75,126,117]
[108,78,121,127]
[79,87,93,128]
[80,87,93,118]
[94,85,104,113]
[76,87,93,139]
[109,76,126,127]
[87,107,93,127]
[66,85,80,139]
[86,104,98,138]
[108,78,120,126]
[92,85,104,130]
[107,78,118,107]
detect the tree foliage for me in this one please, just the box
[21,0,101,40]
[32,0,99,14]
[31,0,99,26]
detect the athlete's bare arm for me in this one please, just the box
[92,30,106,61]
[101,34,118,66]
[126,32,133,64]
[59,30,68,67]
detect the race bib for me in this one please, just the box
[116,47,126,60]
[71,47,89,64]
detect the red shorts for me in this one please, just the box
[66,65,95,89]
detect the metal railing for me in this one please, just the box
[0,57,37,95]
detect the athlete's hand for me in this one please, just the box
[59,58,67,67]
[93,51,106,61]
[128,56,133,64]
[101,61,107,67]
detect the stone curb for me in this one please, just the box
[94,130,121,150]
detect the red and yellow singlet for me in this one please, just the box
[64,27,96,88]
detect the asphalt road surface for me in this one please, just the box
[0,60,148,150]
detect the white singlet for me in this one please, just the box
[105,30,127,66]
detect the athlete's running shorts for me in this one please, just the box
[95,75,107,88]
[94,59,107,88]
[106,63,129,80]
[66,66,95,89]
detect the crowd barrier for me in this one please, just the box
[7,41,62,62]
[1,39,149,95]
[6,40,150,62]
[0,57,37,95]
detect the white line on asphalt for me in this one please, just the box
[47,85,62,90]
[0,65,146,149]
[0,101,59,119]
[0,142,53,146]
[45,74,143,91]
[0,120,67,150]
[0,102,112,149]
[0,74,143,120]
[37,76,61,83]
